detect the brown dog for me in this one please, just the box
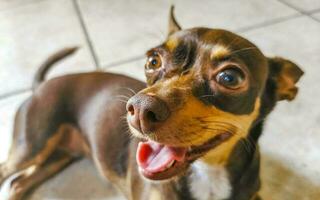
[0,7,303,200]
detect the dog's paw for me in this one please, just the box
[8,180,25,200]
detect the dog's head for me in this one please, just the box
[126,7,303,180]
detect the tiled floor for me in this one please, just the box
[0,0,319,199]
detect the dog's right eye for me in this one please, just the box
[145,53,162,72]
[216,68,245,89]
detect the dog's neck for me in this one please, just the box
[189,161,232,200]
[129,122,263,200]
[176,122,263,200]
[188,140,260,200]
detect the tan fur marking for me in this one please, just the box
[133,70,261,165]
[33,126,65,164]
[269,57,303,101]
[149,96,260,149]
[251,193,262,200]
[277,75,297,101]
[58,125,90,156]
[137,73,261,162]
[16,124,73,170]
[165,38,179,52]
[200,99,260,165]
[210,45,230,60]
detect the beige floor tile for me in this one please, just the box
[282,0,320,12]
[29,159,124,200]
[243,16,320,198]
[104,59,146,82]
[0,0,40,11]
[1,1,319,199]
[0,92,31,163]
[78,0,298,67]
[312,11,320,20]
[0,0,95,95]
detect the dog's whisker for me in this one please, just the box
[239,137,252,154]
[116,99,129,104]
[194,119,255,151]
[111,98,128,104]
[227,131,251,154]
[242,137,256,153]
[207,123,238,132]
[231,131,257,153]
[172,86,190,91]
[158,29,166,41]
[225,37,240,49]
[200,94,215,99]
[120,114,128,121]
[196,119,238,128]
[228,47,258,56]
[201,127,232,133]
[197,119,246,133]
[245,135,257,151]
[119,87,137,96]
[114,95,132,104]
[114,97,129,102]
[115,95,131,100]
[144,31,164,42]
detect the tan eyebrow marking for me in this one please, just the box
[210,44,230,60]
[165,38,179,52]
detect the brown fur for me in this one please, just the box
[0,7,303,200]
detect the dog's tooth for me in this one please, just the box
[166,160,175,169]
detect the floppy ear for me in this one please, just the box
[268,57,304,101]
[168,5,181,36]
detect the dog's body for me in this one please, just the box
[0,7,303,200]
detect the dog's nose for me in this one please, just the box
[126,94,170,134]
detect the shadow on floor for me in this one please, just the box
[260,154,320,200]
[28,159,124,200]
[2,154,318,199]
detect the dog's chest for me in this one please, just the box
[189,161,231,200]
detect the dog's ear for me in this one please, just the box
[268,57,304,101]
[168,5,181,36]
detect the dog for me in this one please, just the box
[0,7,303,200]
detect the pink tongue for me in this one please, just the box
[136,141,187,173]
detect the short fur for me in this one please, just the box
[0,7,303,200]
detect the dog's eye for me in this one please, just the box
[216,68,244,89]
[145,53,162,71]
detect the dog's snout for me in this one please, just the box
[126,94,170,134]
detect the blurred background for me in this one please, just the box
[0,0,319,199]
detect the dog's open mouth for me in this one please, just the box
[136,141,187,180]
[136,132,232,180]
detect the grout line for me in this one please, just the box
[278,0,320,23]
[278,0,309,14]
[73,0,318,71]
[308,14,320,23]
[100,14,303,70]
[307,8,320,14]
[0,54,143,100]
[0,1,317,101]
[101,55,145,70]
[0,88,31,101]
[72,0,100,69]
[236,13,302,33]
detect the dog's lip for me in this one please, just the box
[186,132,232,160]
[136,132,232,180]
